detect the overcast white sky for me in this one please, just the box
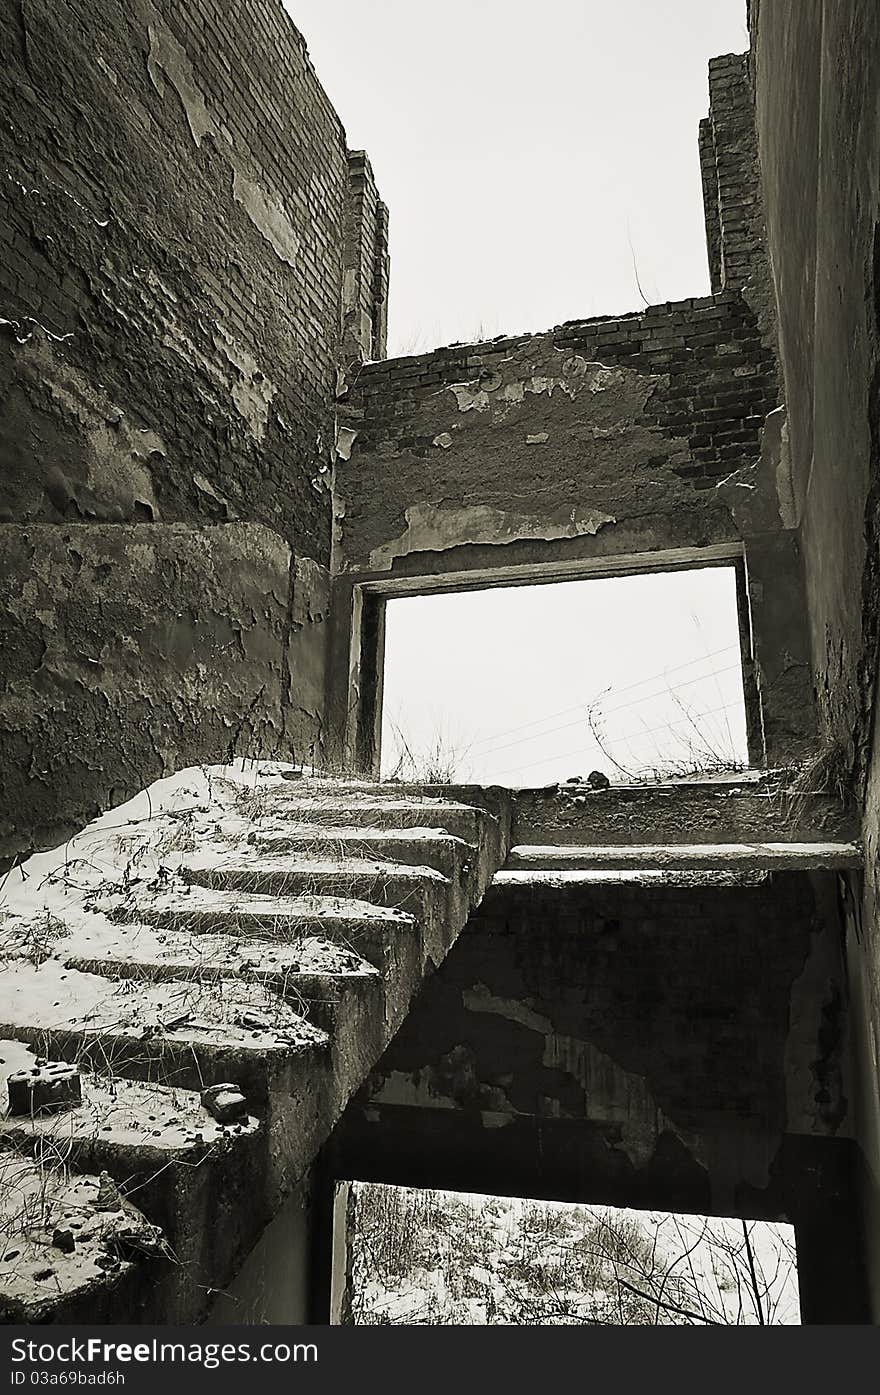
[381,570,749,785]
[288,0,748,354]
[286,2,752,786]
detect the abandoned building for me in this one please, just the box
[0,0,879,1326]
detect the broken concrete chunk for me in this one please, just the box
[7,1061,82,1116]
[93,1171,123,1212]
[201,1083,248,1123]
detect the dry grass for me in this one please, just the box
[776,738,854,831]
[348,1184,800,1326]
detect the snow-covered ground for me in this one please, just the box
[349,1184,800,1325]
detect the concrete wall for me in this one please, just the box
[750,0,880,1315]
[206,1181,313,1325]
[751,0,880,766]
[0,1,386,858]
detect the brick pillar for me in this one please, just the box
[342,150,390,367]
[700,53,775,339]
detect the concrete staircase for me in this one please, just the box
[0,776,509,1322]
[0,768,858,1322]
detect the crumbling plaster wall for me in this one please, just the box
[750,0,880,1314]
[0,523,297,863]
[333,289,815,768]
[0,0,382,858]
[333,872,853,1222]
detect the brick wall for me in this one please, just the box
[364,873,847,1137]
[342,151,390,367]
[699,118,723,294]
[0,0,386,857]
[335,288,779,575]
[699,52,775,340]
[0,0,350,558]
[328,280,818,772]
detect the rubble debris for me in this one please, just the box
[201,1082,249,1123]
[7,1060,82,1116]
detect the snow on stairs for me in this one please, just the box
[0,775,510,1322]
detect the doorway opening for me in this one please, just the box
[346,1182,800,1325]
[380,563,755,787]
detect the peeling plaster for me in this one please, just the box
[462,983,682,1168]
[145,11,305,276]
[193,473,235,517]
[341,267,358,315]
[1,315,72,345]
[39,345,163,520]
[447,383,490,413]
[784,914,850,1136]
[372,1069,458,1112]
[213,326,277,443]
[766,406,797,528]
[335,425,357,461]
[463,985,553,1036]
[443,359,623,420]
[366,501,617,571]
[232,170,300,268]
[1,523,292,863]
[146,19,214,147]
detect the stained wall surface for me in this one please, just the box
[0,522,300,862]
[749,0,880,1315]
[0,0,348,550]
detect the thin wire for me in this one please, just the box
[492,700,740,777]
[473,664,741,761]
[466,644,739,751]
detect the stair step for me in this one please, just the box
[179,852,449,906]
[0,1045,264,1300]
[0,961,328,1102]
[0,960,355,1205]
[503,841,863,873]
[99,884,421,971]
[281,778,512,825]
[0,767,514,1324]
[0,1156,162,1323]
[249,826,474,879]
[253,794,494,843]
[176,854,463,965]
[62,922,378,1035]
[59,916,371,984]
